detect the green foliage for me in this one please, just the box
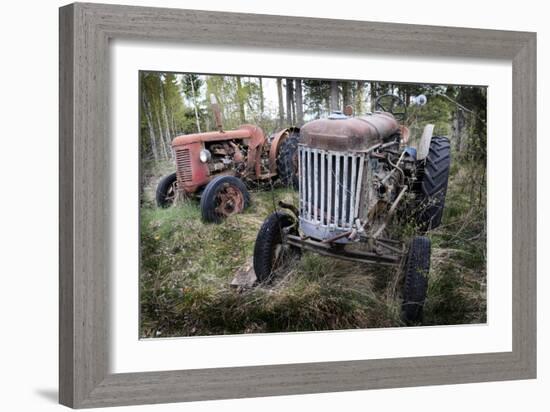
[422,159,487,325]
[302,79,331,118]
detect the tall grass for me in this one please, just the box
[140,161,486,338]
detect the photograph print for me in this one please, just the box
[139,72,487,338]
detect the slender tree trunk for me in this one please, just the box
[189,77,201,133]
[453,107,466,152]
[258,77,264,114]
[370,81,378,112]
[330,81,339,112]
[342,82,352,108]
[156,110,169,160]
[158,77,173,159]
[235,76,246,124]
[277,78,284,128]
[295,79,304,125]
[170,112,176,137]
[285,79,294,125]
[143,94,159,161]
[355,81,365,115]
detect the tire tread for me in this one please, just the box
[253,212,294,283]
[417,136,451,230]
[276,133,299,189]
[155,172,178,208]
[402,236,431,324]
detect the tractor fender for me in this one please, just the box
[416,124,434,161]
[238,124,267,177]
[268,127,300,174]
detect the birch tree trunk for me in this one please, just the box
[158,77,173,159]
[142,95,159,161]
[170,112,176,137]
[156,110,169,160]
[190,77,202,133]
[235,76,246,124]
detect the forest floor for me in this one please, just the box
[139,161,487,338]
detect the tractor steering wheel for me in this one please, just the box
[374,94,406,122]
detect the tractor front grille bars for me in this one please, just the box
[298,145,365,237]
[175,147,192,184]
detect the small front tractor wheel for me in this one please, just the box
[200,175,250,223]
[401,236,431,325]
[253,212,299,283]
[416,135,451,231]
[155,172,178,208]
[276,131,299,189]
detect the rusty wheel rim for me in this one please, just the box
[214,184,245,217]
[165,180,178,204]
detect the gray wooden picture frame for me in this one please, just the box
[59,2,536,408]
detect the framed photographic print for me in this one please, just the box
[59,2,536,408]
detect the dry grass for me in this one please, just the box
[140,160,486,338]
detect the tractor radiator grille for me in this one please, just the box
[298,146,365,232]
[175,148,192,183]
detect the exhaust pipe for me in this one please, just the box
[210,94,224,132]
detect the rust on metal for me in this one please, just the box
[285,234,401,266]
[343,105,354,116]
[172,125,266,191]
[300,112,400,151]
[209,94,224,131]
[229,142,245,163]
[174,144,206,193]
[172,128,258,147]
[268,128,289,174]
[399,125,410,144]
[372,185,408,239]
[214,183,245,217]
[239,125,266,177]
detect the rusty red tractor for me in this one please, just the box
[253,94,452,324]
[156,96,299,223]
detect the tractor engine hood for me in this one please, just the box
[300,112,400,151]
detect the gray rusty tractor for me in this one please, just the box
[252,95,451,324]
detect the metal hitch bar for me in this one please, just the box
[285,234,402,266]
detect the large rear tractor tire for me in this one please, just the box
[416,136,451,231]
[401,236,431,325]
[276,131,299,189]
[253,212,299,284]
[155,172,178,208]
[200,175,250,223]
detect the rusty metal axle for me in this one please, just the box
[285,234,402,266]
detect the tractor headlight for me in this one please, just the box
[199,149,212,163]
